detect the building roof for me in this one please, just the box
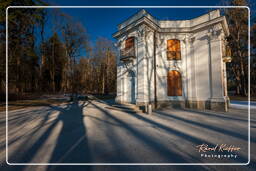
[113,9,230,39]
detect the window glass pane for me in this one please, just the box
[125,37,134,49]
[167,70,182,96]
[167,39,181,60]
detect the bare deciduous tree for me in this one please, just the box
[61,15,89,99]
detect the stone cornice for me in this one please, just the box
[113,16,159,38]
[113,15,229,39]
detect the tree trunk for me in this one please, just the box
[102,66,105,94]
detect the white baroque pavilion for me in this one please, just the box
[113,9,231,111]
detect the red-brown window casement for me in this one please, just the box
[125,37,135,50]
[167,70,182,96]
[167,39,181,60]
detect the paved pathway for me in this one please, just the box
[0,99,255,171]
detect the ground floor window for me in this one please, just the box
[167,70,182,96]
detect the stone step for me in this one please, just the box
[111,104,143,113]
[104,106,138,113]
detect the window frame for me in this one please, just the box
[125,37,135,50]
[167,70,182,96]
[167,39,181,60]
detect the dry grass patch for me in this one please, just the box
[0,99,68,112]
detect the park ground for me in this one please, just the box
[0,96,255,171]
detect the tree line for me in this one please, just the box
[223,0,256,97]
[0,0,116,101]
[0,0,255,102]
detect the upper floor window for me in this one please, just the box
[125,37,135,50]
[167,39,181,60]
[120,37,136,61]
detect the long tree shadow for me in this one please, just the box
[48,101,91,163]
[7,101,92,171]
[180,107,254,123]
[154,110,252,143]
[93,100,249,164]
[90,101,199,165]
[5,99,251,169]
[46,101,92,171]
[7,107,69,164]
[3,108,53,152]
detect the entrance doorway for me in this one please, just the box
[127,70,136,104]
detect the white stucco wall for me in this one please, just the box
[114,9,229,108]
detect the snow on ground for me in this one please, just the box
[0,99,255,171]
[230,100,256,110]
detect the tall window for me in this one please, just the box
[167,39,181,60]
[167,70,182,96]
[120,37,135,60]
[125,37,135,50]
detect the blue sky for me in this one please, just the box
[42,0,231,43]
[55,8,213,42]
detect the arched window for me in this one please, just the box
[167,39,181,60]
[167,70,182,96]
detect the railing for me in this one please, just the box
[120,47,136,61]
